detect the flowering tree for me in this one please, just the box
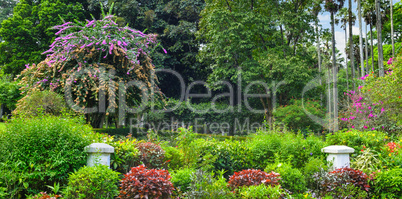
[17,15,163,127]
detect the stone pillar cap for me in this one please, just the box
[85,143,114,153]
[321,145,355,154]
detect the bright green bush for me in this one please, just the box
[372,168,402,198]
[265,162,307,194]
[326,129,389,152]
[185,169,235,199]
[303,157,327,189]
[171,168,195,192]
[163,145,184,170]
[64,165,120,199]
[109,137,140,174]
[247,131,326,169]
[0,115,97,196]
[237,184,291,199]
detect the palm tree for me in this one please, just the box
[336,8,355,91]
[325,0,344,132]
[376,0,384,76]
[357,0,365,77]
[391,0,395,56]
[348,0,355,90]
[362,0,375,72]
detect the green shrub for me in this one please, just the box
[248,131,326,169]
[0,115,97,196]
[350,148,381,173]
[171,168,195,192]
[163,145,184,170]
[13,90,68,117]
[237,184,291,199]
[326,129,389,152]
[64,165,120,199]
[265,162,307,194]
[109,137,140,173]
[372,168,402,198]
[185,169,235,199]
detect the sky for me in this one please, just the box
[318,0,400,63]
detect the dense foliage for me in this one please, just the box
[0,115,98,197]
[64,165,120,199]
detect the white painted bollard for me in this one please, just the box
[321,145,355,170]
[85,143,114,168]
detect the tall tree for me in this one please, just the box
[198,0,320,128]
[325,0,344,132]
[357,0,365,77]
[336,8,355,91]
[376,0,384,76]
[0,0,89,76]
[390,0,394,56]
[87,0,209,99]
[348,0,355,90]
[362,0,375,72]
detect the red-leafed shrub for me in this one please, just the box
[31,192,62,199]
[119,165,174,199]
[228,169,280,190]
[313,167,370,197]
[137,142,166,169]
[330,168,370,192]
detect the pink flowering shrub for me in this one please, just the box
[339,89,386,131]
[17,15,164,115]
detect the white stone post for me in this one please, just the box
[321,145,355,171]
[85,143,114,168]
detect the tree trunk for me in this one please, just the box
[344,26,349,90]
[316,22,323,105]
[391,0,395,57]
[365,24,369,75]
[331,12,338,132]
[0,104,3,120]
[376,0,384,76]
[358,0,365,77]
[370,22,374,72]
[349,0,355,90]
[327,67,332,133]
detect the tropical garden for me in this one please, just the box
[0,0,402,198]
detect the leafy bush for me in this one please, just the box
[13,89,68,117]
[0,77,21,117]
[331,184,368,199]
[119,165,174,199]
[0,115,97,196]
[350,148,381,173]
[266,162,306,194]
[63,165,120,199]
[273,99,326,133]
[170,168,195,192]
[109,137,140,173]
[372,168,402,198]
[137,142,166,169]
[362,55,402,128]
[326,129,389,152]
[237,184,291,199]
[248,131,326,169]
[312,168,369,197]
[227,169,280,190]
[162,145,184,170]
[185,169,235,199]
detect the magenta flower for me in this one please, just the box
[364,126,368,129]
[387,57,393,65]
